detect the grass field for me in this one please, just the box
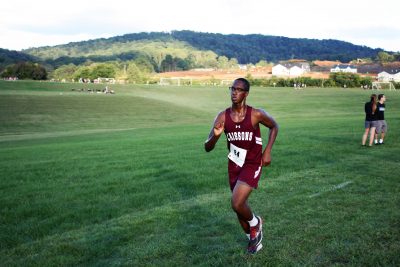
[0,80,399,266]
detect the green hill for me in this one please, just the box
[23,30,384,64]
[25,38,218,70]
[0,48,39,70]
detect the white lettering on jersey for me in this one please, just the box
[226,131,253,142]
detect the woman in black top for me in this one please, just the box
[362,94,378,146]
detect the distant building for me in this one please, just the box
[394,72,400,82]
[272,64,289,76]
[272,62,310,76]
[238,64,248,70]
[377,70,400,82]
[288,66,304,76]
[377,71,393,82]
[330,64,357,73]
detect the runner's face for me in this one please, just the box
[230,81,248,104]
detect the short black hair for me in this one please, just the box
[235,78,250,91]
[378,94,385,100]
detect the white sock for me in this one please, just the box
[374,139,378,144]
[379,139,383,143]
[248,215,258,227]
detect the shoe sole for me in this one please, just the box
[248,243,263,254]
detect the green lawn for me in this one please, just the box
[0,80,399,266]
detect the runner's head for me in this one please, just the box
[234,78,250,92]
[230,78,250,104]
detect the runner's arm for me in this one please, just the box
[204,111,225,152]
[254,109,279,166]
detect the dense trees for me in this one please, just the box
[170,31,384,63]
[124,62,150,83]
[49,61,151,83]
[22,31,387,69]
[160,55,190,72]
[245,72,372,88]
[51,64,78,80]
[91,64,116,79]
[329,72,372,88]
[1,62,47,80]
[376,51,396,63]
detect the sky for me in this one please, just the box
[1,0,399,52]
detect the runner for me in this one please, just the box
[204,78,279,253]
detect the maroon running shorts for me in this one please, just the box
[228,160,262,191]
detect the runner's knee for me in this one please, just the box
[231,198,244,212]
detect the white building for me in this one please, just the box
[377,71,400,82]
[289,66,303,76]
[238,64,248,70]
[272,62,310,77]
[393,72,400,82]
[377,71,393,82]
[272,64,289,76]
[330,64,357,73]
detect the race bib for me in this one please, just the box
[228,143,247,167]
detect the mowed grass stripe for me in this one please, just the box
[0,86,213,137]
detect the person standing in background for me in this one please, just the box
[374,94,387,145]
[362,94,378,147]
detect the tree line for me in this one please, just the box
[1,62,47,80]
[246,72,374,88]
[23,31,391,64]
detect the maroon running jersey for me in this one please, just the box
[224,106,262,167]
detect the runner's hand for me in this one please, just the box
[261,152,271,167]
[213,121,224,137]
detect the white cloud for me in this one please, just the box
[0,0,399,51]
[0,28,111,50]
